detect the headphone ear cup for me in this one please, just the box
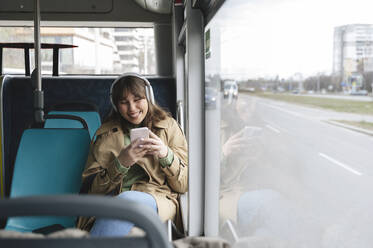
[110,93,117,112]
[145,88,150,102]
[146,85,155,104]
[145,86,153,104]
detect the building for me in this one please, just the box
[333,24,373,90]
[1,26,155,75]
[137,28,156,74]
[3,27,121,74]
[113,28,140,73]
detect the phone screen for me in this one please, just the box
[243,126,262,138]
[130,127,149,142]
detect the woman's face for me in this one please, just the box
[118,91,148,125]
[236,96,256,122]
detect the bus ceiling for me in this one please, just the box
[0,0,171,23]
[133,0,172,14]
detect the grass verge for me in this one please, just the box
[253,93,373,115]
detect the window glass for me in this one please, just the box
[205,0,373,247]
[0,26,155,75]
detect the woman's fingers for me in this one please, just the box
[146,144,161,152]
[137,148,148,157]
[143,141,166,157]
[141,138,163,150]
[147,131,165,146]
[132,138,153,150]
[131,138,160,156]
[143,131,168,158]
[148,130,158,139]
[227,136,246,146]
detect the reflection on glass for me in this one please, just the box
[206,0,373,247]
[219,95,264,223]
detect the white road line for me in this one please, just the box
[263,119,291,134]
[266,124,280,133]
[260,102,310,119]
[319,153,363,176]
[260,100,364,137]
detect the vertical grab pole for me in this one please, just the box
[185,0,205,236]
[33,0,44,123]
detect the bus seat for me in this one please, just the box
[2,75,176,200]
[44,111,101,140]
[5,127,90,232]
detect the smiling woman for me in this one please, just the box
[118,91,149,125]
[77,73,188,237]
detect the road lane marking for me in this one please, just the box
[319,153,363,176]
[260,102,310,119]
[263,119,291,134]
[260,100,365,137]
[266,124,280,133]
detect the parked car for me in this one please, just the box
[350,90,368,96]
[205,86,218,109]
[292,89,300,94]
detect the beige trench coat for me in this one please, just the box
[76,117,188,231]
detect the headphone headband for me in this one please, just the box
[110,73,155,112]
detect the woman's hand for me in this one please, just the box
[222,129,252,157]
[144,130,168,158]
[117,138,149,167]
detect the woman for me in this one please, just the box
[76,74,188,236]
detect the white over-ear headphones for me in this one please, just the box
[110,73,155,112]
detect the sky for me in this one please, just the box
[206,0,373,80]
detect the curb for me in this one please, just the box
[326,120,373,136]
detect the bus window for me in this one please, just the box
[205,0,373,247]
[0,26,155,75]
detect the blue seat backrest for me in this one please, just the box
[1,75,176,197]
[5,128,90,232]
[45,111,101,140]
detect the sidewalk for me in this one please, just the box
[300,93,373,102]
[326,120,373,136]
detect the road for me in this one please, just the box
[222,94,373,244]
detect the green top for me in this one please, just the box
[115,128,174,192]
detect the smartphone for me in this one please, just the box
[243,126,262,138]
[130,127,149,142]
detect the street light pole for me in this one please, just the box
[317,73,320,93]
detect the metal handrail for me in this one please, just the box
[176,100,184,131]
[33,0,44,123]
[0,195,172,248]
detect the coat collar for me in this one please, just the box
[94,120,121,137]
[153,118,169,129]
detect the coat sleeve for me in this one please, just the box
[160,119,188,193]
[81,131,126,195]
